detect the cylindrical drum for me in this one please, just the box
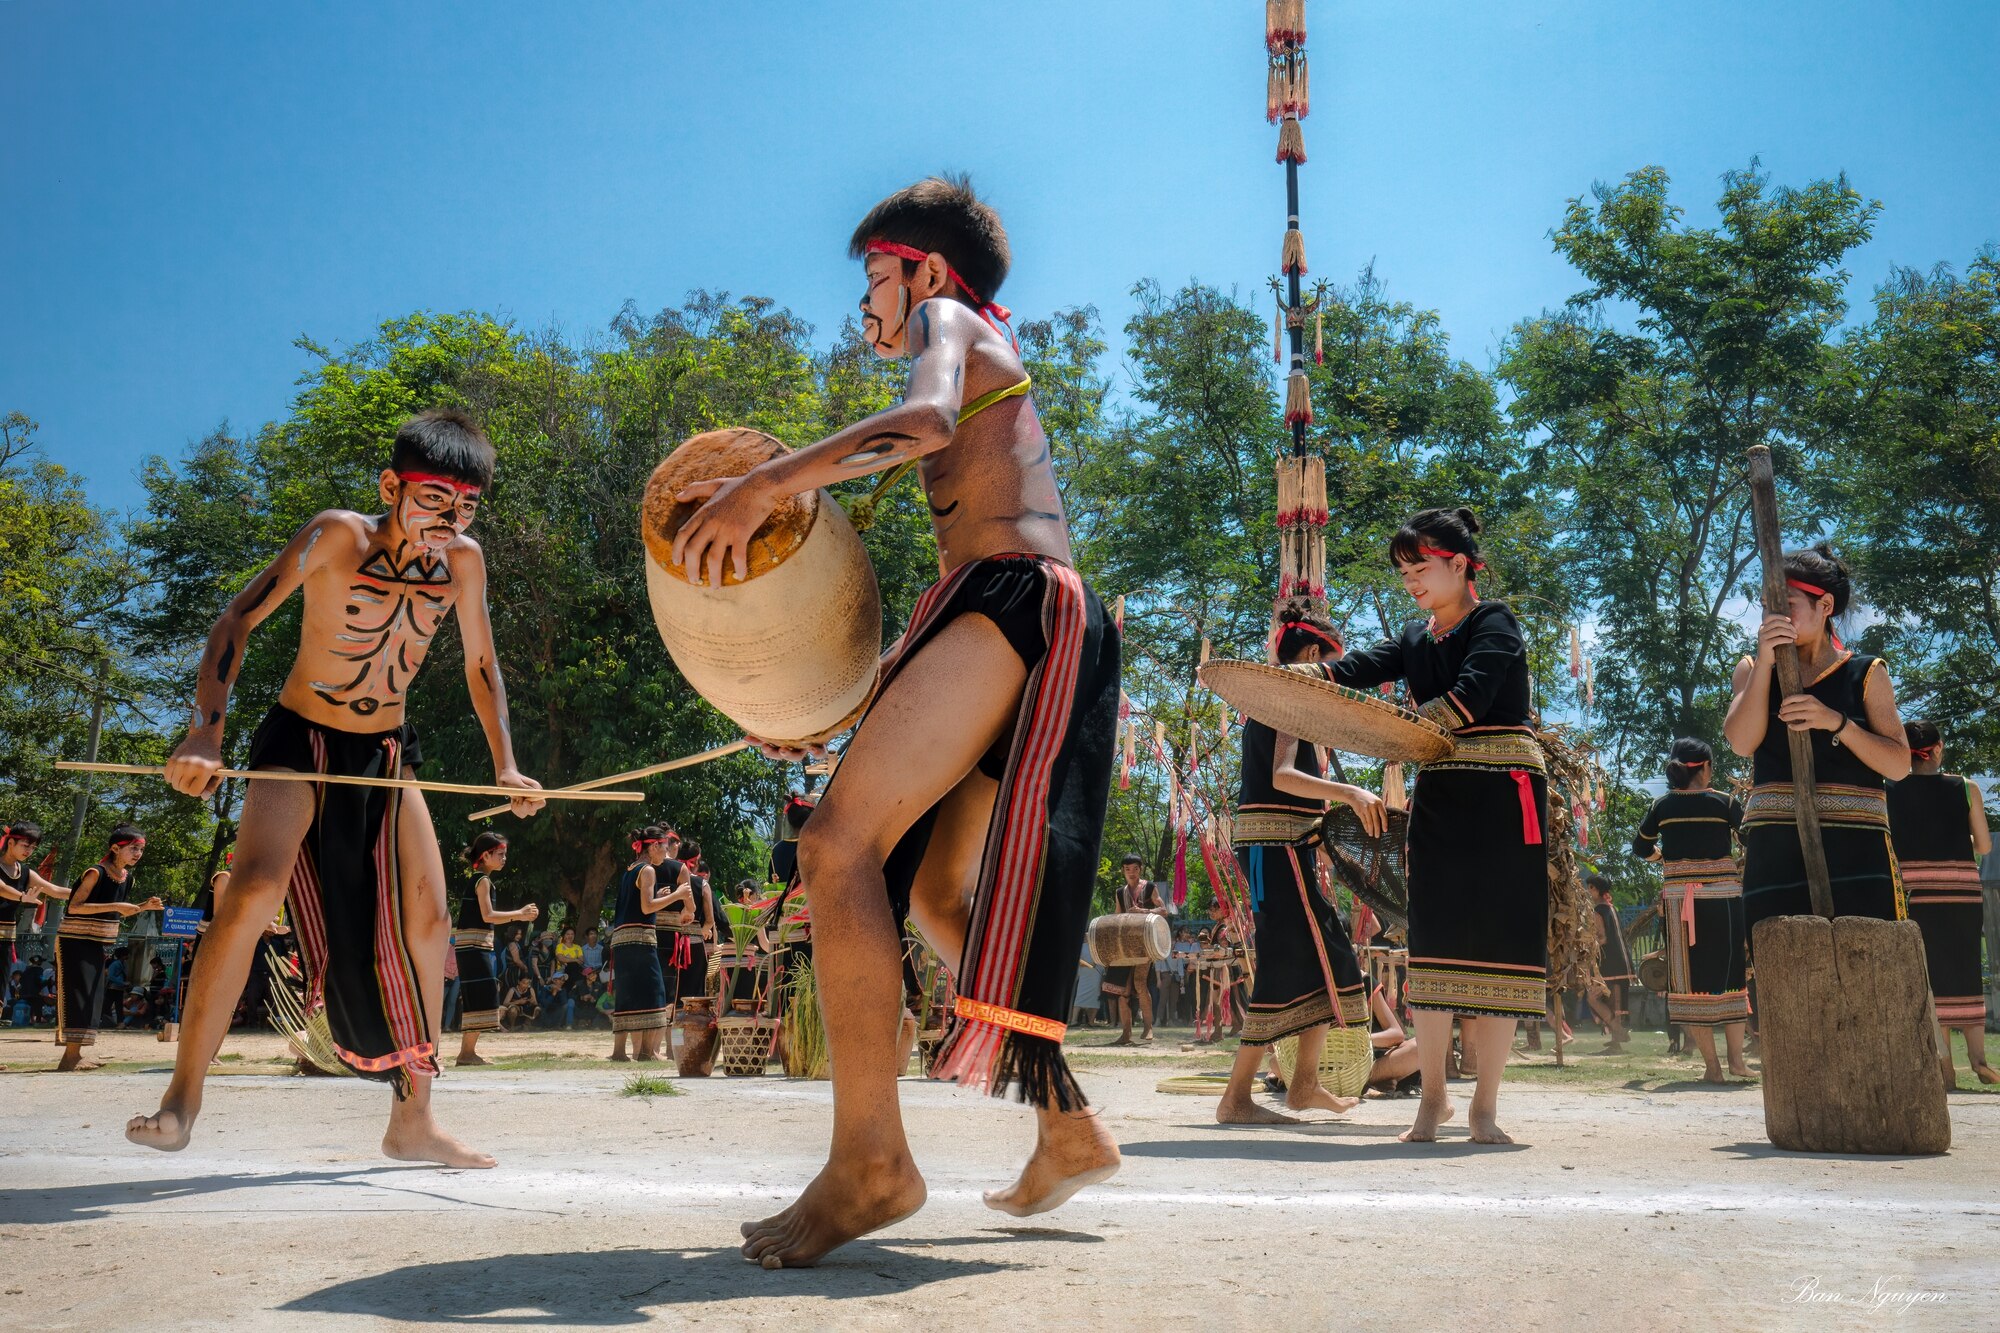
[642,428,882,747]
[1088,913,1171,968]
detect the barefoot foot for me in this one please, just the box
[985,1110,1120,1217]
[1284,1084,1360,1115]
[454,1054,490,1068]
[382,1120,497,1169]
[1467,1110,1514,1145]
[1219,1097,1301,1125]
[1398,1096,1455,1143]
[740,1156,926,1268]
[125,1107,194,1152]
[609,1052,632,1063]
[1974,1063,2000,1086]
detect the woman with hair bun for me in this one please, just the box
[1633,738,1752,1082]
[452,832,536,1067]
[1331,507,1547,1145]
[609,826,680,1062]
[1723,545,1910,929]
[1888,721,1995,1083]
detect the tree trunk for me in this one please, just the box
[1753,916,1950,1154]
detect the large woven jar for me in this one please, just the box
[641,428,881,747]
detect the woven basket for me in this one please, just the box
[1199,660,1452,762]
[1320,805,1411,928]
[717,1014,778,1076]
[1272,1025,1375,1098]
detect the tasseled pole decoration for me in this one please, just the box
[1314,302,1324,365]
[1282,224,1307,276]
[1277,116,1305,164]
[1285,371,1313,425]
[1274,293,1285,363]
[1569,626,1582,678]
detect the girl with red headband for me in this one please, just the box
[1724,545,1910,932]
[1216,611,1386,1125]
[676,174,1124,1265]
[56,824,161,1070]
[609,827,685,1064]
[1331,507,1547,1146]
[1888,721,1996,1084]
[451,832,537,1067]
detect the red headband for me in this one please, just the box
[396,470,483,496]
[865,240,1016,339]
[111,836,145,849]
[1911,743,1942,760]
[1418,545,1485,572]
[1786,578,1827,599]
[1280,621,1344,656]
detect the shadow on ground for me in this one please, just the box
[7,1166,553,1225]
[277,1242,1040,1323]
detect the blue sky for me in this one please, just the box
[4,1,1995,513]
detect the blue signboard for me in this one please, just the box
[162,906,204,939]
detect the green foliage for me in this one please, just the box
[1824,251,2000,767]
[618,1072,680,1098]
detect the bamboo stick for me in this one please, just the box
[466,738,752,820]
[55,761,642,803]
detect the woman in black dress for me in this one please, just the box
[609,826,677,1062]
[1723,546,1909,929]
[451,832,538,1066]
[1632,738,1752,1082]
[1332,508,1548,1144]
[56,824,162,1070]
[1888,721,1995,1084]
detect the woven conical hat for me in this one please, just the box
[1198,659,1452,763]
[641,429,881,747]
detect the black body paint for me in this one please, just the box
[215,639,236,683]
[246,576,280,611]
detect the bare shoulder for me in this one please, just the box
[1730,655,1756,687]
[297,509,370,556]
[444,533,487,573]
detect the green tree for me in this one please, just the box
[1499,164,1880,778]
[1826,250,2000,765]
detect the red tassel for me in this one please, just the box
[1514,771,1542,845]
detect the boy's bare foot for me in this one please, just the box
[125,1105,195,1152]
[1702,1062,1726,1084]
[740,1154,926,1268]
[1970,1062,2000,1085]
[635,1051,657,1063]
[609,1052,632,1063]
[984,1109,1120,1217]
[1217,1096,1300,1125]
[1397,1096,1456,1142]
[381,1119,497,1169]
[1727,1063,1757,1080]
[1284,1084,1359,1115]
[454,1054,490,1067]
[1109,1034,1133,1047]
[56,1054,103,1072]
[1467,1110,1513,1144]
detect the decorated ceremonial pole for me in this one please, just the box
[1267,0,1328,626]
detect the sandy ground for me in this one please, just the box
[3,1025,1996,1332]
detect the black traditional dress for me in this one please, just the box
[1334,602,1550,1018]
[1888,773,1986,1025]
[1230,714,1368,1045]
[1741,653,1903,931]
[452,874,501,1032]
[0,857,26,958]
[56,859,133,1046]
[656,860,710,1007]
[609,862,667,1032]
[1634,789,1749,1025]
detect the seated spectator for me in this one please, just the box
[501,976,539,1031]
[555,927,582,973]
[542,971,577,1030]
[1366,984,1420,1091]
[581,928,604,973]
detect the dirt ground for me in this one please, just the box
[3,1025,1996,1332]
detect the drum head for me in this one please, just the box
[642,429,818,585]
[1199,659,1453,763]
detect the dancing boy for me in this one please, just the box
[128,408,544,1165]
[674,175,1122,1266]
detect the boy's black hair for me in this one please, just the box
[679,838,701,862]
[4,820,43,844]
[1585,873,1614,895]
[107,822,145,848]
[1904,719,1942,752]
[848,174,1011,307]
[390,408,496,491]
[1389,507,1483,571]
[1120,854,1144,867]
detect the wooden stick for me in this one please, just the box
[55,761,643,804]
[465,738,752,820]
[1746,444,1836,919]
